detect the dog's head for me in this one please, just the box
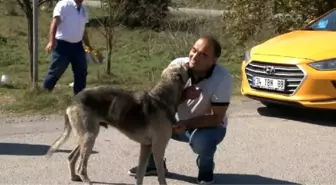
[161,62,190,85]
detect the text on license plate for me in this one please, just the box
[252,76,286,91]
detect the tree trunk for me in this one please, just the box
[25,9,33,83]
[105,34,113,75]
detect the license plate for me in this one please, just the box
[252,76,286,91]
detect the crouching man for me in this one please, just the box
[128,34,233,185]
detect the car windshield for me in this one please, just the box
[304,9,336,31]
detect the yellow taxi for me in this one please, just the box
[240,8,336,110]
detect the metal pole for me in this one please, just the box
[32,0,38,89]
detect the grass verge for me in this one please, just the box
[0,3,243,116]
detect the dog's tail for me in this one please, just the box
[46,112,72,159]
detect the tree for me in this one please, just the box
[89,0,172,74]
[15,0,51,83]
[221,0,336,46]
[88,0,130,74]
[3,0,19,16]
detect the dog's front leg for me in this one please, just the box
[152,138,170,185]
[78,134,96,185]
[68,145,82,182]
[136,144,152,185]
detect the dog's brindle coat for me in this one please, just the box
[46,63,190,185]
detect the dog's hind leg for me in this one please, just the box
[67,145,82,182]
[136,144,152,185]
[46,112,72,158]
[77,133,97,185]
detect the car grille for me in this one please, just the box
[245,61,305,95]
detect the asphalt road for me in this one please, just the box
[0,97,335,185]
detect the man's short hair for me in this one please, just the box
[199,34,222,59]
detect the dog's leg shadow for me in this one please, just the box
[91,181,132,185]
[54,149,99,154]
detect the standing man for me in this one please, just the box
[127,35,233,184]
[43,0,93,95]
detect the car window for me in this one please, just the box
[307,10,336,31]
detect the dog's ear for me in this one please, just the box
[160,65,170,78]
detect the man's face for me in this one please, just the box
[75,0,84,4]
[188,38,216,72]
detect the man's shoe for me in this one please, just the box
[197,172,215,185]
[127,159,168,177]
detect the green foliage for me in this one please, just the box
[222,0,336,46]
[99,0,173,28]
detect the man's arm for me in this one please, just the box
[48,2,63,45]
[48,16,60,44]
[45,3,63,53]
[82,7,92,50]
[82,27,92,49]
[181,75,233,129]
[182,105,229,129]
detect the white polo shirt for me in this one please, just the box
[170,57,233,128]
[53,0,89,43]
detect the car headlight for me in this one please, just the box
[244,49,251,62]
[308,59,336,71]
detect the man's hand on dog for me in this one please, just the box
[172,121,187,134]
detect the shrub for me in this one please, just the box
[222,0,336,46]
[99,0,173,29]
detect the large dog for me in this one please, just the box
[46,62,190,185]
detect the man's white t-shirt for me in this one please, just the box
[170,57,233,128]
[53,0,89,43]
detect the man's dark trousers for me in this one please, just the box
[43,39,87,95]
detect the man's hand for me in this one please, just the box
[172,121,187,135]
[46,16,60,54]
[45,41,55,53]
[87,45,93,51]
[172,125,186,135]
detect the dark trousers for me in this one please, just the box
[147,125,227,175]
[42,39,87,95]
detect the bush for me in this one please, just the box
[222,0,336,46]
[100,0,173,29]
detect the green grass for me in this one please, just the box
[0,3,243,116]
[172,0,227,9]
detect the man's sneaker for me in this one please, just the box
[127,159,168,177]
[197,172,215,185]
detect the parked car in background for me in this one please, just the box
[240,8,336,110]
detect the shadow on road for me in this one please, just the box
[0,142,50,156]
[167,172,299,184]
[0,142,99,156]
[257,106,336,127]
[55,149,99,154]
[91,182,131,185]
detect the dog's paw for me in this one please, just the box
[71,175,82,182]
